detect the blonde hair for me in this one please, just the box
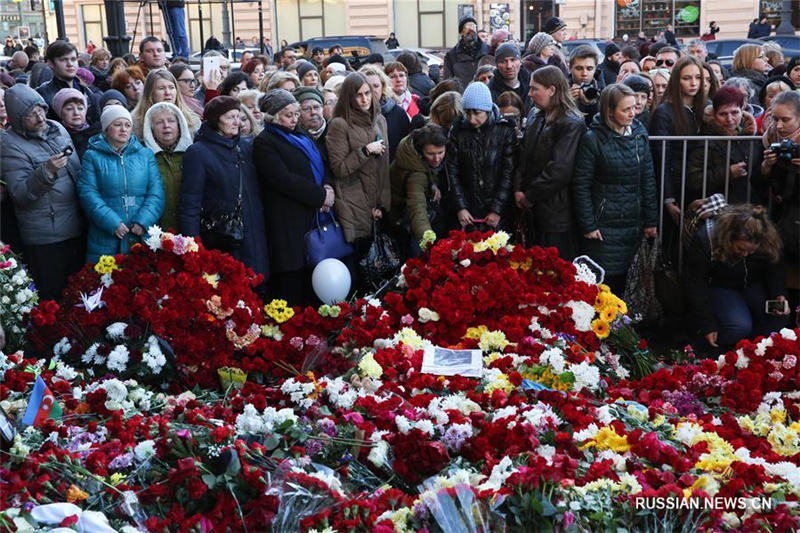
[712,204,781,263]
[237,89,261,109]
[732,44,763,72]
[263,71,300,92]
[359,64,396,102]
[428,91,462,131]
[90,48,111,66]
[599,83,636,128]
[131,69,199,139]
[239,104,262,136]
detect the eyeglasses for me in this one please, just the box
[178,77,199,87]
[655,59,675,67]
[301,103,323,112]
[25,108,46,120]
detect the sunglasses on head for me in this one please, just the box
[656,58,675,67]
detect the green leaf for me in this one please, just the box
[201,473,217,489]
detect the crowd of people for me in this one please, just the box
[0,16,798,353]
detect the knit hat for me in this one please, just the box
[604,42,621,59]
[293,86,323,105]
[490,30,511,51]
[326,54,349,69]
[327,62,346,74]
[323,75,345,92]
[76,67,95,86]
[297,61,318,80]
[202,95,241,126]
[99,89,128,110]
[494,42,521,63]
[462,82,493,112]
[458,16,478,33]
[260,89,297,116]
[52,88,87,119]
[100,104,132,132]
[542,16,566,35]
[527,32,554,56]
[622,74,651,95]
[364,53,384,65]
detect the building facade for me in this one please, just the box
[39,0,799,55]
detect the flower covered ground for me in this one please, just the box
[0,228,799,532]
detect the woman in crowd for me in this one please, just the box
[297,62,321,88]
[616,59,641,83]
[240,58,266,88]
[131,69,200,140]
[763,42,785,76]
[396,51,434,98]
[238,89,264,126]
[108,57,128,79]
[687,86,758,204]
[622,74,652,128]
[325,72,390,249]
[141,102,192,231]
[53,88,101,157]
[474,65,494,85]
[684,204,789,351]
[238,104,261,137]
[447,82,516,232]
[757,76,794,133]
[497,91,525,139]
[573,83,658,292]
[385,62,420,119]
[2,84,84,300]
[649,56,705,224]
[180,96,269,283]
[390,123,449,249]
[218,72,253,97]
[761,90,800,261]
[731,44,770,94]
[648,68,670,109]
[360,64,410,162]
[253,89,335,305]
[111,66,145,110]
[515,66,585,257]
[78,105,164,263]
[170,63,204,116]
[786,56,800,87]
[89,48,112,91]
[322,86,338,121]
[640,56,656,73]
[425,90,462,132]
[522,32,556,75]
[99,89,128,111]
[263,71,300,92]
[701,62,720,100]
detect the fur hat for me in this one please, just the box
[202,95,241,125]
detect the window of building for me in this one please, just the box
[615,1,700,39]
[761,0,800,30]
[81,4,105,49]
[186,1,213,54]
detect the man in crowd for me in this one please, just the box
[687,39,708,62]
[489,42,530,109]
[277,48,297,70]
[655,46,680,71]
[596,42,622,86]
[444,16,490,89]
[6,51,29,83]
[36,40,100,124]
[138,36,167,76]
[542,16,569,74]
[478,28,489,44]
[329,44,343,57]
[569,44,602,126]
[310,47,325,69]
[664,24,678,46]
[160,0,190,58]
[294,87,329,158]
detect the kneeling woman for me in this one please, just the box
[684,204,789,350]
[78,105,164,263]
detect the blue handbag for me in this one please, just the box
[304,211,354,266]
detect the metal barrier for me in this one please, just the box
[649,135,764,272]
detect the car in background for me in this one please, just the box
[386,48,444,68]
[758,35,800,58]
[288,35,388,67]
[704,38,763,68]
[560,39,608,60]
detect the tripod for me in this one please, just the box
[128,0,179,56]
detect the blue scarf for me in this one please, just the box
[264,123,325,186]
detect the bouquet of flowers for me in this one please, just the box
[0,242,38,352]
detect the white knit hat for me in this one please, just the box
[100,104,132,132]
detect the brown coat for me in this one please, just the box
[326,115,391,242]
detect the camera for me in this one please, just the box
[769,139,800,161]
[580,82,599,100]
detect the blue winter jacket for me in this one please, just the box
[78,133,165,263]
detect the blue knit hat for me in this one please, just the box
[462,82,493,112]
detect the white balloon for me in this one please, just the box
[312,259,351,304]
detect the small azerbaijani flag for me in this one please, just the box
[21,375,63,427]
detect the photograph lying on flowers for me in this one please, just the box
[0,226,798,532]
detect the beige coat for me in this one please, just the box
[326,115,391,242]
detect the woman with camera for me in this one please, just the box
[683,204,789,351]
[78,105,164,263]
[761,90,800,261]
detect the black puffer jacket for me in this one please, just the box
[516,110,586,233]
[573,116,659,276]
[446,106,516,226]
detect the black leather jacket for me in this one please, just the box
[446,106,516,222]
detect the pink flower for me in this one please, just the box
[343,412,364,424]
[401,314,414,325]
[783,354,796,369]
[306,335,321,347]
[290,337,304,350]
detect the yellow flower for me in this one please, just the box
[420,230,437,251]
[108,472,126,486]
[614,297,628,315]
[601,306,618,323]
[93,255,119,275]
[202,272,220,288]
[581,426,631,453]
[463,325,488,340]
[594,291,610,310]
[484,372,514,394]
[591,318,610,339]
[478,330,509,352]
[770,408,787,425]
[264,299,295,323]
[598,284,611,293]
[358,352,383,379]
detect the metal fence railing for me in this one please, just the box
[649,135,764,272]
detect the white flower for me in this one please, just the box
[106,322,128,340]
[395,415,412,434]
[571,361,600,392]
[53,337,72,358]
[236,404,266,434]
[565,300,595,332]
[574,423,599,442]
[142,336,166,374]
[134,440,156,462]
[540,348,565,374]
[55,361,78,381]
[417,307,440,323]
[522,402,563,430]
[100,378,128,402]
[144,225,164,251]
[107,345,130,372]
[595,405,614,425]
[755,336,773,357]
[537,445,556,465]
[479,456,514,491]
[674,422,703,446]
[779,328,797,341]
[368,431,390,467]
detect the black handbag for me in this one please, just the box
[359,220,402,290]
[304,211,354,266]
[200,165,245,252]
